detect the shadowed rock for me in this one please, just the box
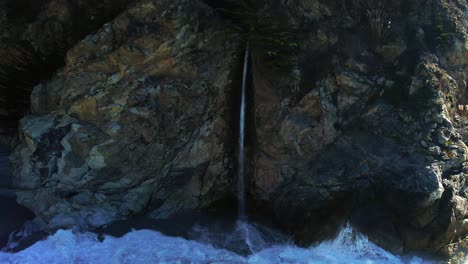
[0,146,34,249]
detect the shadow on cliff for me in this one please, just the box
[0,146,34,249]
[0,0,134,136]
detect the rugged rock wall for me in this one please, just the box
[250,0,467,256]
[0,0,134,137]
[10,0,239,228]
[3,0,467,260]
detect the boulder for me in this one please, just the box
[250,0,468,255]
[11,0,238,228]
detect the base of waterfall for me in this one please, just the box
[0,222,442,264]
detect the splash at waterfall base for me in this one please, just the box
[0,219,436,264]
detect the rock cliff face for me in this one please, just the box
[10,0,240,228]
[2,0,467,259]
[250,0,468,255]
[0,0,134,137]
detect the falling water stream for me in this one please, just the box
[238,42,252,249]
[237,43,255,253]
[238,43,249,220]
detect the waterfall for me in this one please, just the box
[238,43,249,220]
[237,43,255,253]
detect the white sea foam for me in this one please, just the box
[0,224,441,264]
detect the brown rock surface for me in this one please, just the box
[11,0,239,228]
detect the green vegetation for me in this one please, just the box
[444,140,453,147]
[218,0,300,71]
[249,13,299,70]
[433,11,456,47]
[365,8,390,43]
[348,0,393,44]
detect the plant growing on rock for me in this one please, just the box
[366,8,390,43]
[211,0,300,71]
[432,10,457,49]
[349,0,393,45]
[249,12,299,71]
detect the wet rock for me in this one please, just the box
[0,197,35,249]
[0,146,36,249]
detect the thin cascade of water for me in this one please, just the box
[238,43,249,220]
[237,43,255,253]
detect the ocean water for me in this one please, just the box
[0,222,440,264]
